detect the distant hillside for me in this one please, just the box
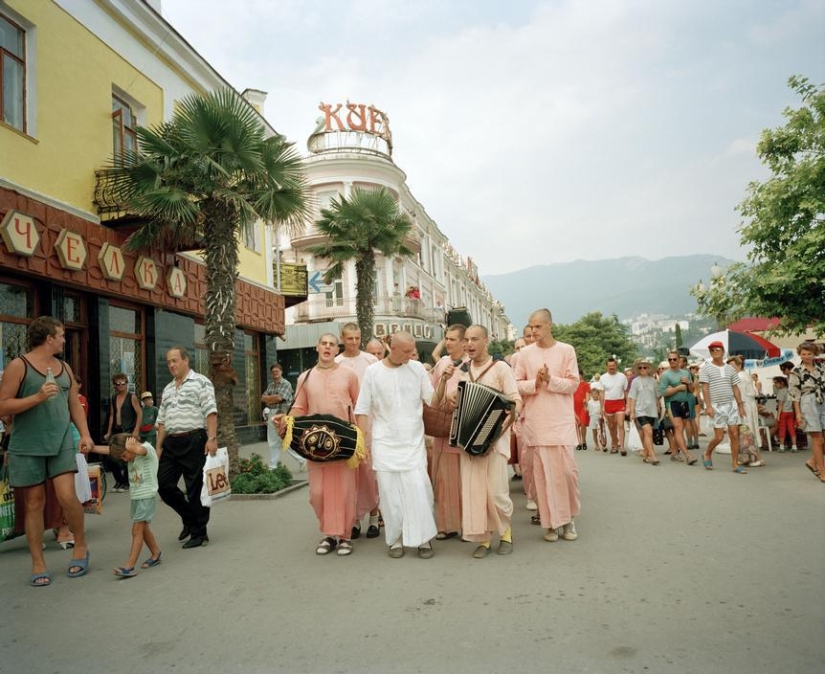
[483,255,737,326]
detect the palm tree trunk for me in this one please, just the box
[355,256,375,342]
[203,204,241,475]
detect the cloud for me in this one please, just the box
[160,0,824,274]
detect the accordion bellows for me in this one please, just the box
[281,414,365,468]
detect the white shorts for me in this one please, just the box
[800,394,825,433]
[711,401,740,429]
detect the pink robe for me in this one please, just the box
[510,351,534,499]
[515,342,581,531]
[292,365,360,539]
[428,356,464,534]
[459,360,521,542]
[336,351,380,519]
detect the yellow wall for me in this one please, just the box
[0,0,271,286]
[0,0,163,213]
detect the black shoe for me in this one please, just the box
[582,443,587,450]
[351,525,361,540]
[511,474,522,481]
[575,444,582,451]
[178,525,191,542]
[182,535,209,549]
[366,525,380,538]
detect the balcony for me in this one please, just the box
[292,295,444,324]
[291,225,421,254]
[93,169,203,252]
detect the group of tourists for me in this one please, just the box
[0,317,218,586]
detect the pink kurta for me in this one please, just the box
[336,351,380,519]
[515,342,581,530]
[459,360,521,541]
[510,350,534,499]
[428,356,464,534]
[292,365,360,538]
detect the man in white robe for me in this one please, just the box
[355,332,437,559]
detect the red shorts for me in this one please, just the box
[604,399,626,415]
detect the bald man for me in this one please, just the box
[355,332,437,559]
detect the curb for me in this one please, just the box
[229,480,308,501]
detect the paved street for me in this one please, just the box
[2,441,823,674]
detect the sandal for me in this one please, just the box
[30,571,52,587]
[530,514,541,525]
[140,552,162,569]
[805,461,821,477]
[68,551,90,578]
[687,457,698,466]
[337,540,353,556]
[113,566,137,578]
[315,537,337,555]
[732,466,748,474]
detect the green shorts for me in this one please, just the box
[8,445,77,488]
[130,496,157,522]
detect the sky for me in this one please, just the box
[160,0,824,276]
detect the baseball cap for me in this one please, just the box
[708,341,725,350]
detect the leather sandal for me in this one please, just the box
[315,537,337,555]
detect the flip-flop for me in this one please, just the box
[687,458,698,466]
[29,572,52,587]
[113,566,137,578]
[805,462,821,477]
[68,551,90,578]
[733,466,748,474]
[703,459,713,470]
[140,552,162,569]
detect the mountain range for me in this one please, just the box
[483,255,738,326]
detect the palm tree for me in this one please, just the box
[104,88,309,473]
[309,187,415,342]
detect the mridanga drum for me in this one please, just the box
[281,414,365,468]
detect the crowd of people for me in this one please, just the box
[2,314,823,588]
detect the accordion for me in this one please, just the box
[280,414,365,468]
[449,381,514,456]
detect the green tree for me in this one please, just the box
[104,88,309,474]
[489,338,514,360]
[553,312,637,376]
[674,323,683,348]
[309,187,415,341]
[692,76,825,337]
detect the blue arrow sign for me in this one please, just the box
[308,270,332,294]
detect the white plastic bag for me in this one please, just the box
[201,446,231,507]
[75,453,93,503]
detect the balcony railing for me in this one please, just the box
[293,295,445,324]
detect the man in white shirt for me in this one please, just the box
[600,357,628,454]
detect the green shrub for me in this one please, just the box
[231,454,294,494]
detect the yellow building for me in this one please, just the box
[0,0,291,442]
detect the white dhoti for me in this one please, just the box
[375,465,437,548]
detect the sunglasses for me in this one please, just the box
[115,381,127,386]
[638,365,649,369]
[667,358,678,362]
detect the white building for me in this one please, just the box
[274,101,511,373]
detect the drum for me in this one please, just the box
[281,414,364,468]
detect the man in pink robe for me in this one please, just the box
[334,322,380,539]
[284,333,360,556]
[452,325,521,558]
[512,325,538,513]
[514,309,581,543]
[428,324,467,539]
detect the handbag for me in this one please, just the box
[423,402,453,438]
[1,466,17,542]
[652,421,664,446]
[201,447,231,507]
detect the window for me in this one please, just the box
[0,13,25,131]
[325,279,344,308]
[0,279,35,369]
[112,94,137,156]
[108,304,144,394]
[244,221,261,252]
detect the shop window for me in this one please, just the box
[0,280,34,369]
[193,323,210,377]
[112,93,137,156]
[108,304,143,394]
[0,13,25,132]
[243,332,260,425]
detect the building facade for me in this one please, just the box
[0,0,289,442]
[275,101,511,376]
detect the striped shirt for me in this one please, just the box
[156,369,217,434]
[699,363,740,406]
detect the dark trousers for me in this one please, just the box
[157,430,210,537]
[108,425,129,486]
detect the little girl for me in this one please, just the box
[586,390,602,450]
